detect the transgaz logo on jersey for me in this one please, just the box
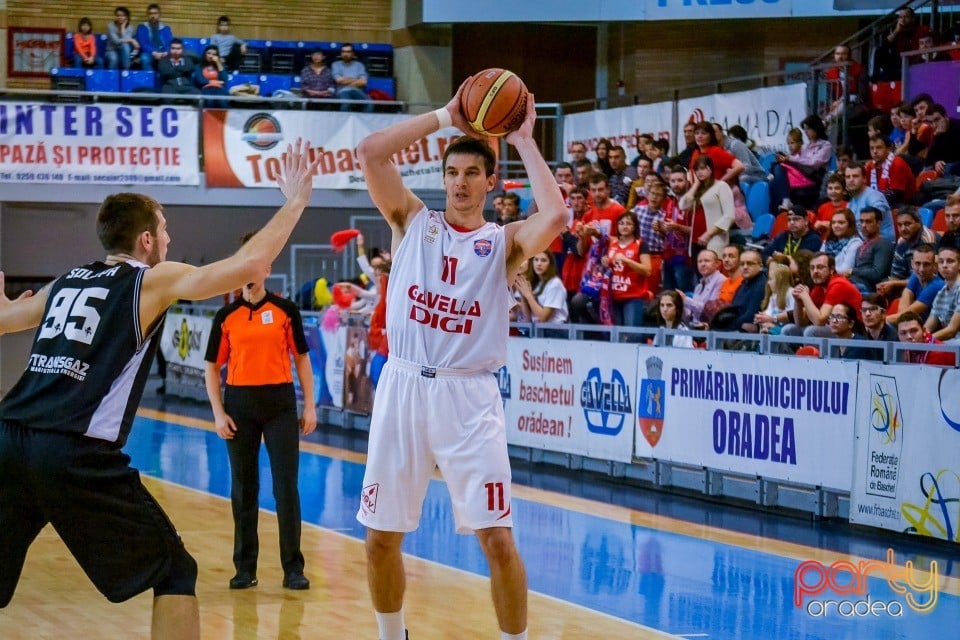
[580,367,632,435]
[173,318,204,361]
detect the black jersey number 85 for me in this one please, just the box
[38,287,109,345]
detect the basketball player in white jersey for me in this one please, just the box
[355,86,567,640]
[0,140,318,639]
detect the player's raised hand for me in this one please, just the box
[277,138,321,204]
[445,78,484,139]
[505,92,536,146]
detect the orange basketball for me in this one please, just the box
[459,68,528,137]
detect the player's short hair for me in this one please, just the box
[442,137,496,176]
[96,193,161,253]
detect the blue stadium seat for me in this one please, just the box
[919,207,935,227]
[292,76,301,89]
[259,74,292,96]
[759,152,777,172]
[50,67,87,91]
[752,213,774,240]
[85,69,120,92]
[180,37,203,57]
[367,76,395,99]
[120,70,156,92]
[746,180,771,220]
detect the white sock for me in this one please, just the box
[375,610,406,640]
[502,631,528,640]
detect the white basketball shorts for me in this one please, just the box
[356,357,514,534]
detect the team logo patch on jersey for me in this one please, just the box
[361,483,380,515]
[474,239,492,257]
[424,222,440,245]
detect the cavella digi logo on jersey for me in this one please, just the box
[407,285,481,334]
[580,367,632,435]
[638,356,666,447]
[173,317,204,361]
[497,366,511,409]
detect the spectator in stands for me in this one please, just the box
[925,244,960,341]
[583,173,626,237]
[846,163,894,240]
[861,293,897,342]
[593,138,613,177]
[498,192,522,225]
[750,258,794,334]
[678,155,735,256]
[658,166,694,292]
[940,194,960,249]
[573,159,594,189]
[72,18,103,69]
[332,43,371,112]
[625,157,654,209]
[210,16,246,72]
[888,7,920,55]
[848,206,894,292]
[158,39,200,97]
[889,104,907,147]
[603,211,651,327]
[689,122,744,186]
[772,116,832,210]
[554,162,576,199]
[680,249,726,329]
[491,193,504,219]
[634,181,670,294]
[568,141,588,163]
[560,187,591,306]
[514,250,569,324]
[718,244,743,304]
[783,252,863,338]
[712,122,768,185]
[866,135,916,210]
[106,7,138,70]
[136,3,173,70]
[815,174,849,236]
[887,243,943,324]
[867,114,894,142]
[894,103,932,174]
[877,208,941,298]
[820,208,863,275]
[925,104,960,176]
[607,145,633,205]
[763,201,822,262]
[676,122,698,170]
[300,49,336,99]
[193,46,228,107]
[899,311,957,366]
[725,248,767,332]
[789,249,816,288]
[651,291,694,348]
[914,27,950,64]
[824,44,864,123]
[828,302,878,360]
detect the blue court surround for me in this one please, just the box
[128,414,960,639]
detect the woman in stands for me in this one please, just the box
[194,46,229,108]
[688,122,744,186]
[593,138,613,178]
[772,115,833,210]
[895,103,933,172]
[106,7,138,70]
[820,208,863,276]
[73,17,103,69]
[651,290,694,348]
[750,258,795,334]
[602,212,652,327]
[513,250,569,324]
[827,302,877,360]
[678,155,735,257]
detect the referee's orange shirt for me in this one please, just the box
[204,293,310,386]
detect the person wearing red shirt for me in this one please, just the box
[72,17,103,69]
[866,135,916,208]
[814,174,849,238]
[687,122,743,186]
[897,311,957,366]
[582,173,626,236]
[561,187,592,305]
[603,211,652,326]
[782,252,863,338]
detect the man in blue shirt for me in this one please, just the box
[331,43,371,112]
[846,162,895,241]
[887,243,944,324]
[136,3,174,70]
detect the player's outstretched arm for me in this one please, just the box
[504,95,568,271]
[0,271,48,336]
[357,81,474,231]
[141,139,320,321]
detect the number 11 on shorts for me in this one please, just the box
[485,482,505,511]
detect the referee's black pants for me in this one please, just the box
[223,383,304,577]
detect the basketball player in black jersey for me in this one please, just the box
[0,139,319,639]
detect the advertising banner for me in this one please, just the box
[501,339,638,463]
[849,363,960,542]
[159,308,213,391]
[633,348,858,490]
[0,102,199,184]
[677,83,808,151]
[562,101,673,161]
[203,109,461,189]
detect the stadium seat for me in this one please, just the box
[120,70,156,92]
[50,67,86,92]
[932,209,948,233]
[759,152,777,172]
[795,345,820,357]
[919,207,934,227]
[366,76,395,99]
[746,180,770,220]
[769,212,789,237]
[84,69,120,92]
[751,213,774,240]
[869,81,902,112]
[259,74,293,96]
